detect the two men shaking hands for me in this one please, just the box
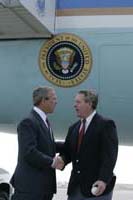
[52,154,65,170]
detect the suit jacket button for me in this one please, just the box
[76,159,79,163]
[77,170,80,174]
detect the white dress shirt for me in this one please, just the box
[33,106,49,128]
[84,110,96,132]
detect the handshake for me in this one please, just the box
[52,155,65,170]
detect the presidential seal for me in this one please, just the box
[39,33,92,87]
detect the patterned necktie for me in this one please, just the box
[46,118,54,140]
[77,119,86,152]
[46,118,50,129]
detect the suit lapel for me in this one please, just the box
[79,114,98,151]
[71,121,81,152]
[30,110,54,142]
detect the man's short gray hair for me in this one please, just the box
[33,86,54,106]
[78,89,98,109]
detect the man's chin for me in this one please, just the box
[76,114,81,118]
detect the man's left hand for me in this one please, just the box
[92,180,107,196]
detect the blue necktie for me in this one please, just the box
[46,118,50,129]
[46,118,54,141]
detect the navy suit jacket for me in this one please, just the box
[62,113,118,197]
[10,110,56,196]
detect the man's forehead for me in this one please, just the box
[47,89,56,96]
[48,89,55,93]
[75,93,84,99]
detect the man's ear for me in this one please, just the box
[88,101,93,110]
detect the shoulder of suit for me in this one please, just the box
[97,114,116,127]
[18,117,32,127]
[17,111,39,128]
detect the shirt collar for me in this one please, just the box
[84,110,96,130]
[33,106,47,123]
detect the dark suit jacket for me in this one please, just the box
[62,113,118,197]
[10,110,56,197]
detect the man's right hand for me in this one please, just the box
[51,155,65,170]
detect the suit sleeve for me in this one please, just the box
[60,127,72,165]
[55,140,65,153]
[98,120,118,183]
[17,119,53,170]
